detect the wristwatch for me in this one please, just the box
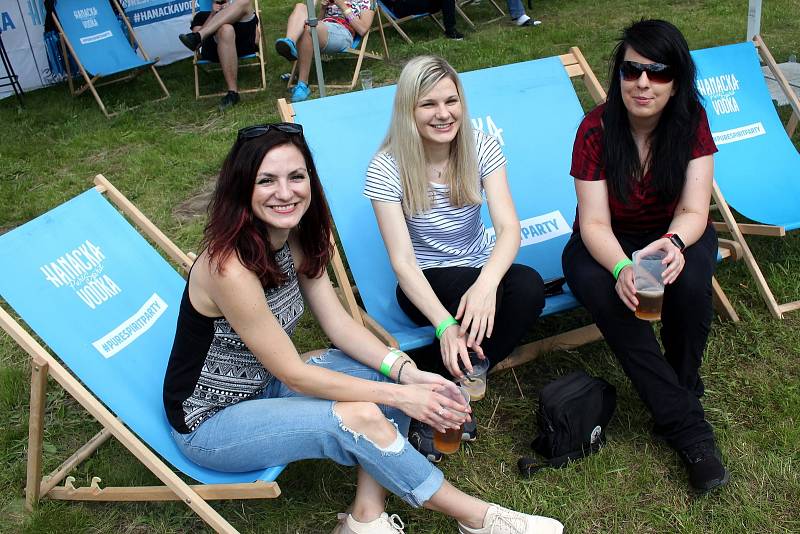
[662,233,685,251]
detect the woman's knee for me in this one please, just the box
[505,264,544,311]
[332,401,399,448]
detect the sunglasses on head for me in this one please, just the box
[214,0,227,4]
[619,60,674,84]
[237,122,304,142]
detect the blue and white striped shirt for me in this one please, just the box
[364,131,506,270]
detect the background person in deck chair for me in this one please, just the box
[365,56,545,463]
[178,0,258,110]
[379,0,464,40]
[561,19,729,493]
[275,0,375,103]
[163,124,564,534]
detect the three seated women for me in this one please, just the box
[164,17,728,534]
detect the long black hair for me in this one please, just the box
[602,19,702,203]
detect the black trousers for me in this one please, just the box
[380,0,457,32]
[397,263,545,377]
[562,224,718,450]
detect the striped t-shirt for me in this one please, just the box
[364,130,506,270]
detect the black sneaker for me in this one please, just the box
[444,28,464,40]
[408,420,443,463]
[179,32,202,52]
[218,90,240,111]
[462,415,477,442]
[679,439,730,493]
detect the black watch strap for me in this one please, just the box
[663,233,685,251]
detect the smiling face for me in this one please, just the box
[414,77,463,151]
[620,47,676,127]
[250,143,311,247]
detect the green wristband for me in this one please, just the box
[613,258,633,280]
[435,316,459,339]
[379,348,404,377]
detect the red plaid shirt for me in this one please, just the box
[570,104,717,234]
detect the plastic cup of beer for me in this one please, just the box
[459,351,489,401]
[632,249,667,321]
[359,69,373,90]
[433,385,470,455]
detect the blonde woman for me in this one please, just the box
[365,56,545,462]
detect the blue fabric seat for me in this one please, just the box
[692,39,800,318]
[281,52,606,369]
[0,176,283,533]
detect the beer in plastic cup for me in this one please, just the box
[459,351,489,401]
[359,69,373,90]
[433,385,470,454]
[632,249,667,321]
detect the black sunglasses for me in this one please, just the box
[237,122,304,142]
[214,0,226,4]
[619,60,674,84]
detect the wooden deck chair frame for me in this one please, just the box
[708,35,800,319]
[287,20,388,91]
[192,0,267,99]
[458,0,505,25]
[374,1,445,45]
[3,175,279,534]
[277,47,740,373]
[52,0,169,118]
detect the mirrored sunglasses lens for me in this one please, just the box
[620,62,642,81]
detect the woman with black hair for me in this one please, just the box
[163,124,564,533]
[562,19,729,493]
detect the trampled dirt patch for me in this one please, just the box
[173,175,217,223]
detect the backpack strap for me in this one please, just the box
[518,437,606,477]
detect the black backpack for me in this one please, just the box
[518,371,616,477]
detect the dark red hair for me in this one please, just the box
[202,127,333,287]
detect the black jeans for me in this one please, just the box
[562,224,718,450]
[397,263,544,377]
[380,0,457,32]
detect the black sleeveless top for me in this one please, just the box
[163,244,304,434]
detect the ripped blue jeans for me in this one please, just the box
[171,349,444,507]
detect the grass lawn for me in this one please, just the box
[1,0,799,532]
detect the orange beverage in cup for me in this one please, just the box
[433,427,462,454]
[635,288,664,321]
[433,385,470,455]
[632,250,667,322]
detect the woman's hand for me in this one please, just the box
[396,383,470,433]
[639,238,685,284]
[455,278,498,348]
[614,264,637,312]
[439,323,483,379]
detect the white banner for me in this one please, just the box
[120,0,192,66]
[0,0,53,99]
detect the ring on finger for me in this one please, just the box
[437,408,445,416]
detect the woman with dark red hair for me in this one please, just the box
[163,124,563,533]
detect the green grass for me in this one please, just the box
[1,0,799,532]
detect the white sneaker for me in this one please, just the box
[458,504,563,534]
[333,512,406,534]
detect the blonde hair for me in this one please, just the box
[379,55,480,216]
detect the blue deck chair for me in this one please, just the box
[277,48,740,371]
[692,37,800,319]
[192,0,266,99]
[287,2,387,92]
[0,176,283,534]
[52,0,170,118]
